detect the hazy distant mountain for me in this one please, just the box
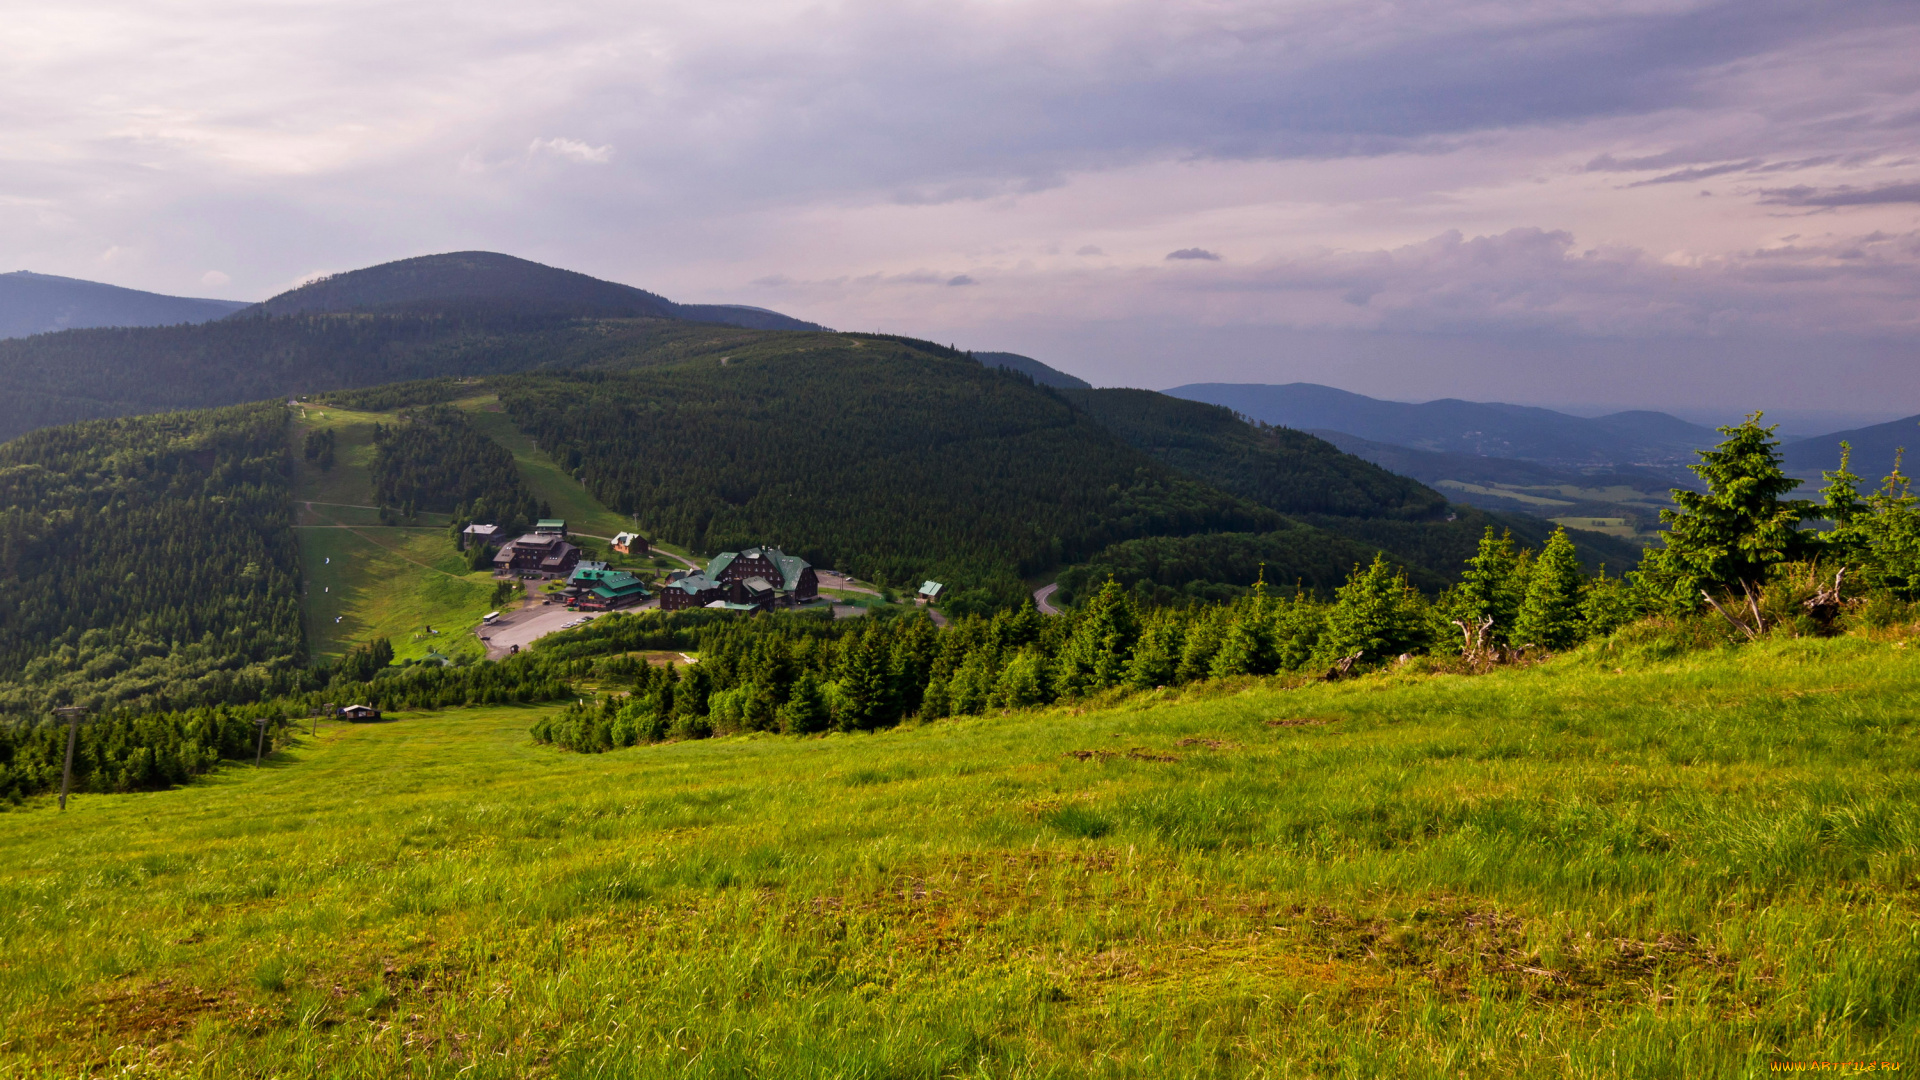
[1783,414,1920,480]
[975,351,1092,390]
[0,271,247,339]
[237,251,821,330]
[1166,382,1717,467]
[673,304,825,332]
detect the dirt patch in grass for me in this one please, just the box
[1267,716,1340,728]
[1175,738,1241,750]
[87,978,240,1038]
[1064,749,1179,763]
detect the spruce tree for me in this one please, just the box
[778,670,829,734]
[1637,412,1816,606]
[1455,528,1527,644]
[1319,555,1428,665]
[1123,615,1184,689]
[1052,578,1139,698]
[1210,576,1280,678]
[1514,528,1585,650]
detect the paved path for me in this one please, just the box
[1033,582,1062,615]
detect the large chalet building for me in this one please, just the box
[491,532,581,577]
[657,545,818,612]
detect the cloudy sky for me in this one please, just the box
[6,0,1919,425]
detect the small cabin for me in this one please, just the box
[917,580,944,603]
[340,704,381,722]
[534,519,568,537]
[612,531,649,555]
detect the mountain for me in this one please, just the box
[238,251,822,331]
[1164,382,1716,469]
[0,253,825,441]
[0,271,247,339]
[1060,388,1446,520]
[975,351,1091,389]
[1783,414,1920,481]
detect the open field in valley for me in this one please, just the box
[1,635,1916,1076]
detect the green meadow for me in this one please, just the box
[1,634,1916,1077]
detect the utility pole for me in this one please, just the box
[255,717,270,768]
[55,705,87,811]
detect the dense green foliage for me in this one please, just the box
[369,406,539,526]
[0,704,289,802]
[1819,442,1920,599]
[0,403,307,721]
[1055,524,1444,606]
[1063,387,1448,520]
[499,341,1278,603]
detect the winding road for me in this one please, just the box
[1033,582,1061,615]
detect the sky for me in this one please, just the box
[5,0,1919,426]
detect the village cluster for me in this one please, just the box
[459,518,856,615]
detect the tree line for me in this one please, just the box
[533,414,1918,753]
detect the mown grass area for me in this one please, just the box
[460,401,646,539]
[291,405,489,662]
[3,637,1917,1076]
[295,527,497,665]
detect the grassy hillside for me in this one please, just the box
[1,635,1915,1075]
[291,405,497,663]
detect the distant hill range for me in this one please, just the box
[1166,382,1715,469]
[0,270,247,338]
[975,351,1091,389]
[0,252,826,439]
[1781,413,1920,481]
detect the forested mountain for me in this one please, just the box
[496,337,1280,610]
[976,351,1091,389]
[0,312,774,442]
[1061,388,1447,520]
[0,252,823,441]
[1165,382,1715,468]
[0,402,307,721]
[0,271,247,339]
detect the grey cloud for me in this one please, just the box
[1166,248,1222,261]
[947,275,976,286]
[1627,159,1762,186]
[1760,181,1920,206]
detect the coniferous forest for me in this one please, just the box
[369,405,540,527]
[498,338,1281,607]
[0,403,307,722]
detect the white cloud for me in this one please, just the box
[199,269,230,286]
[527,137,612,165]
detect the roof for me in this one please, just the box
[463,523,499,535]
[667,572,722,594]
[741,576,775,596]
[536,518,567,529]
[708,545,812,591]
[568,561,611,584]
[918,580,944,597]
[613,531,640,545]
[590,571,649,599]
